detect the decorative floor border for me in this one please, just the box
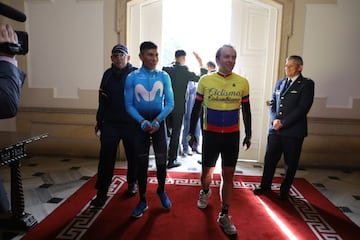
[55,174,342,240]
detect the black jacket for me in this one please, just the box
[162,62,207,113]
[0,60,26,119]
[96,63,137,127]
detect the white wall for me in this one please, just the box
[303,0,360,108]
[25,0,105,99]
[2,0,359,117]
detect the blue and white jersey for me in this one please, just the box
[124,66,174,123]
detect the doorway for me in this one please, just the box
[127,0,282,162]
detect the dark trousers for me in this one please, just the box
[260,134,304,194]
[0,179,9,213]
[134,121,167,200]
[167,111,184,161]
[95,123,137,193]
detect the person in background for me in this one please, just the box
[124,41,174,218]
[181,80,201,157]
[162,50,207,168]
[91,44,138,207]
[0,22,26,216]
[194,60,217,164]
[189,44,252,236]
[253,55,314,200]
[206,60,216,73]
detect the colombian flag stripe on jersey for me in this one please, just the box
[206,123,240,133]
[242,95,250,103]
[206,108,239,128]
[195,92,203,101]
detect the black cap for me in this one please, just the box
[175,50,186,58]
[112,44,128,55]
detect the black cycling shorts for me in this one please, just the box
[201,131,240,167]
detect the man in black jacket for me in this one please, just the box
[162,50,207,168]
[91,44,138,207]
[253,55,314,200]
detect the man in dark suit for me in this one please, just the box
[253,55,314,200]
[0,22,26,212]
[0,23,26,119]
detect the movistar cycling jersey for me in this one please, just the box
[196,72,249,133]
[124,66,174,123]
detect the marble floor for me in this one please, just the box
[0,153,359,239]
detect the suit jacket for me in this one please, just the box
[0,60,26,119]
[269,74,314,138]
[162,62,207,113]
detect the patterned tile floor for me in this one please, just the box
[0,154,359,239]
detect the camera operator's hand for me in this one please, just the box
[0,23,18,57]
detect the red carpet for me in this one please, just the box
[22,169,360,240]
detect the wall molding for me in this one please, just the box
[310,97,360,119]
[12,108,360,169]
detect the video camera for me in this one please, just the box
[0,2,28,55]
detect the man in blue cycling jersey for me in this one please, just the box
[124,41,174,218]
